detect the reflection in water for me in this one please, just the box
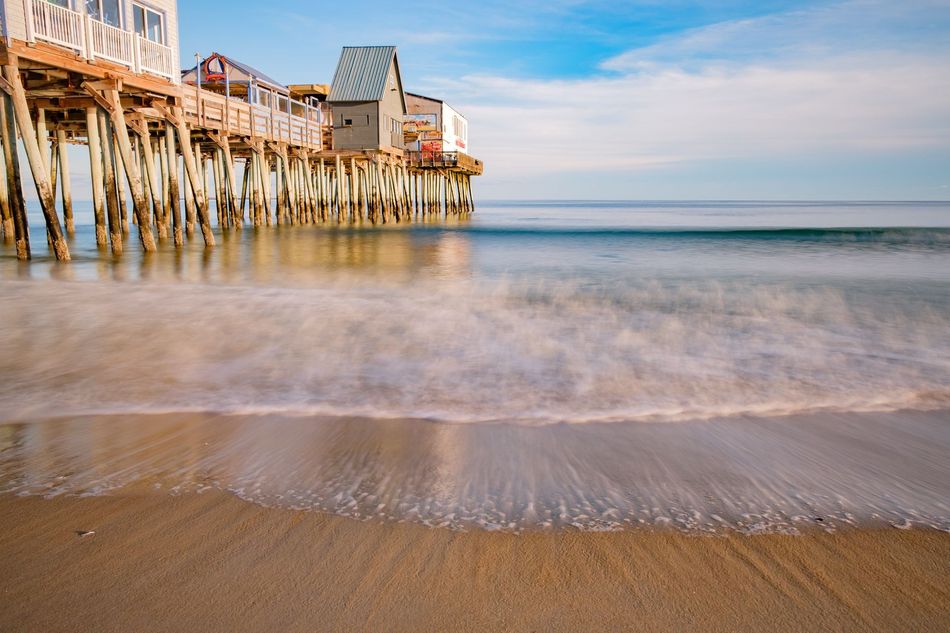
[0,222,474,285]
[1,412,948,533]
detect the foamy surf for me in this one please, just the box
[1,410,947,534]
[0,277,947,425]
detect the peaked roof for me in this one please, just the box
[328,46,406,110]
[181,52,288,95]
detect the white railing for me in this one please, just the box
[87,17,133,67]
[24,0,179,85]
[28,0,85,53]
[137,36,175,80]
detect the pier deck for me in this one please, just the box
[0,0,483,263]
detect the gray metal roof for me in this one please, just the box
[328,46,405,107]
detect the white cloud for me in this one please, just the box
[419,0,950,192]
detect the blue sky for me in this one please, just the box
[92,2,950,199]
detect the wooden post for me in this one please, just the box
[55,129,75,234]
[317,158,326,221]
[220,137,240,228]
[174,112,214,245]
[36,108,50,175]
[0,91,29,258]
[274,153,285,224]
[182,157,196,236]
[104,89,155,252]
[97,109,123,255]
[138,128,166,238]
[113,137,129,232]
[3,65,69,260]
[164,122,183,247]
[250,152,263,226]
[335,154,344,222]
[0,142,10,240]
[259,151,272,226]
[239,158,249,221]
[302,154,316,224]
[159,136,170,230]
[211,147,225,227]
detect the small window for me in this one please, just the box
[132,3,164,44]
[342,117,353,127]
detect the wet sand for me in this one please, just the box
[0,490,948,632]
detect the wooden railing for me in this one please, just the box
[182,87,325,150]
[27,0,85,53]
[87,17,133,67]
[24,0,179,83]
[136,35,175,80]
[407,151,484,174]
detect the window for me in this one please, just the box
[85,0,121,27]
[132,3,164,44]
[342,117,353,127]
[391,118,401,134]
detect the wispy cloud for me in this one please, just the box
[417,0,950,197]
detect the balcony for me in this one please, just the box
[407,151,484,175]
[24,0,178,82]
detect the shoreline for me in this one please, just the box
[2,409,947,533]
[1,490,948,632]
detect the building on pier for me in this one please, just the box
[404,92,468,157]
[182,52,289,107]
[327,46,406,154]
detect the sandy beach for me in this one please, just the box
[1,490,948,633]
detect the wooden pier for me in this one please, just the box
[0,0,483,261]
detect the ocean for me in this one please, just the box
[1,200,948,533]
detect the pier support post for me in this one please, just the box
[55,129,74,234]
[164,122,183,246]
[101,89,155,252]
[137,125,166,239]
[0,90,29,259]
[172,110,214,246]
[0,144,10,239]
[3,64,69,261]
[97,110,123,255]
[220,137,240,228]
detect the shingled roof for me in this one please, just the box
[328,46,406,110]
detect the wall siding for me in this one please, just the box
[1,0,179,77]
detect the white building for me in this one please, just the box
[404,92,469,155]
[1,0,180,84]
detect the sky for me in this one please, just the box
[175,0,950,200]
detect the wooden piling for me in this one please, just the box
[3,64,69,261]
[101,89,155,252]
[97,109,123,255]
[174,113,214,246]
[55,129,74,234]
[138,127,166,238]
[0,143,10,240]
[164,122,183,247]
[0,90,29,259]
[220,138,240,228]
